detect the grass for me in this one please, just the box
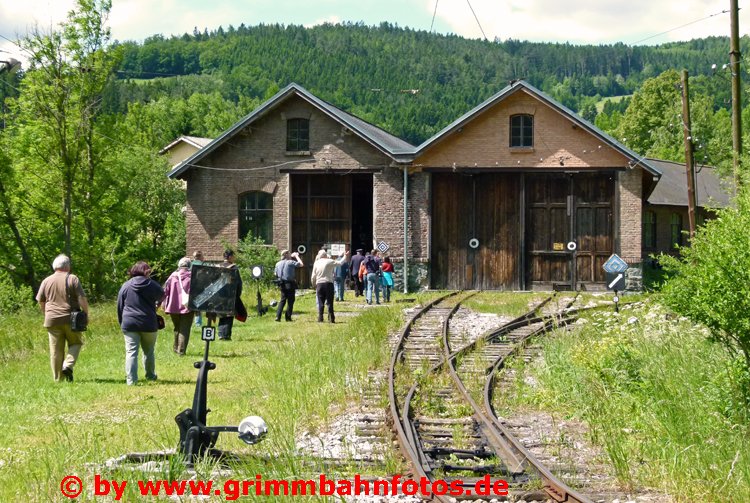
[0,288,411,501]
[504,299,750,501]
[463,291,550,318]
[595,94,632,113]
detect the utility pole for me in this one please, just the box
[730,0,742,189]
[681,70,697,238]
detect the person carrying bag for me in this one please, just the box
[162,257,195,355]
[36,254,89,382]
[67,274,88,332]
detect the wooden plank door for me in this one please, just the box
[574,174,614,285]
[525,174,572,289]
[431,173,520,290]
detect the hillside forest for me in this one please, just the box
[1,0,749,302]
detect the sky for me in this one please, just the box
[1,0,748,62]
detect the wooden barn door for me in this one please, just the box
[525,173,613,289]
[574,173,614,285]
[431,173,519,290]
[291,174,353,288]
[525,174,572,289]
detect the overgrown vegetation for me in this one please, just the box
[505,303,750,501]
[660,188,750,374]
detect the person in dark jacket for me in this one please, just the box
[349,249,366,297]
[117,261,164,385]
[218,249,245,340]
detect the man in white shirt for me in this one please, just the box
[310,250,350,323]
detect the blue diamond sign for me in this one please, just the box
[603,254,629,274]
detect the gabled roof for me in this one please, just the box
[168,83,413,179]
[413,80,661,178]
[645,158,733,208]
[159,135,212,155]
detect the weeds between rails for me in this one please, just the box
[389,291,615,502]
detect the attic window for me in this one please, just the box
[510,114,533,148]
[287,118,309,152]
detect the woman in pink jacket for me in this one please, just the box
[162,257,194,355]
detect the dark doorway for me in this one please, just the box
[290,173,373,288]
[351,173,373,253]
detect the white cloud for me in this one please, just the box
[1,0,748,52]
[432,0,748,44]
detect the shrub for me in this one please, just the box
[0,271,34,315]
[234,233,280,288]
[660,188,750,373]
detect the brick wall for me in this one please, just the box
[416,91,629,170]
[182,95,392,261]
[618,167,643,260]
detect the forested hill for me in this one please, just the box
[112,22,749,144]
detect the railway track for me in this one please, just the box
[388,291,598,502]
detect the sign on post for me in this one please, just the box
[605,271,626,292]
[201,326,216,342]
[330,243,346,257]
[603,254,629,274]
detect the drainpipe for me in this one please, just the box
[403,166,409,293]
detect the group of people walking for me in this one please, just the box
[347,249,395,304]
[37,250,242,385]
[37,246,396,385]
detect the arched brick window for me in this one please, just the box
[239,191,273,243]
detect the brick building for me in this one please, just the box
[641,158,732,261]
[168,81,669,291]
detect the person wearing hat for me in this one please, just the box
[273,249,304,322]
[349,249,366,297]
[161,257,194,355]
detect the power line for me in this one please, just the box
[430,0,439,33]
[630,9,731,45]
[465,0,488,41]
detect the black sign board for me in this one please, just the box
[605,271,626,292]
[188,264,239,316]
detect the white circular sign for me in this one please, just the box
[251,266,263,278]
[297,245,307,255]
[469,238,479,249]
[566,241,577,251]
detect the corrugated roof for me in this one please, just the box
[168,83,412,179]
[646,158,733,208]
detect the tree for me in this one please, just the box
[2,0,184,297]
[616,70,728,166]
[13,0,117,258]
[660,187,750,372]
